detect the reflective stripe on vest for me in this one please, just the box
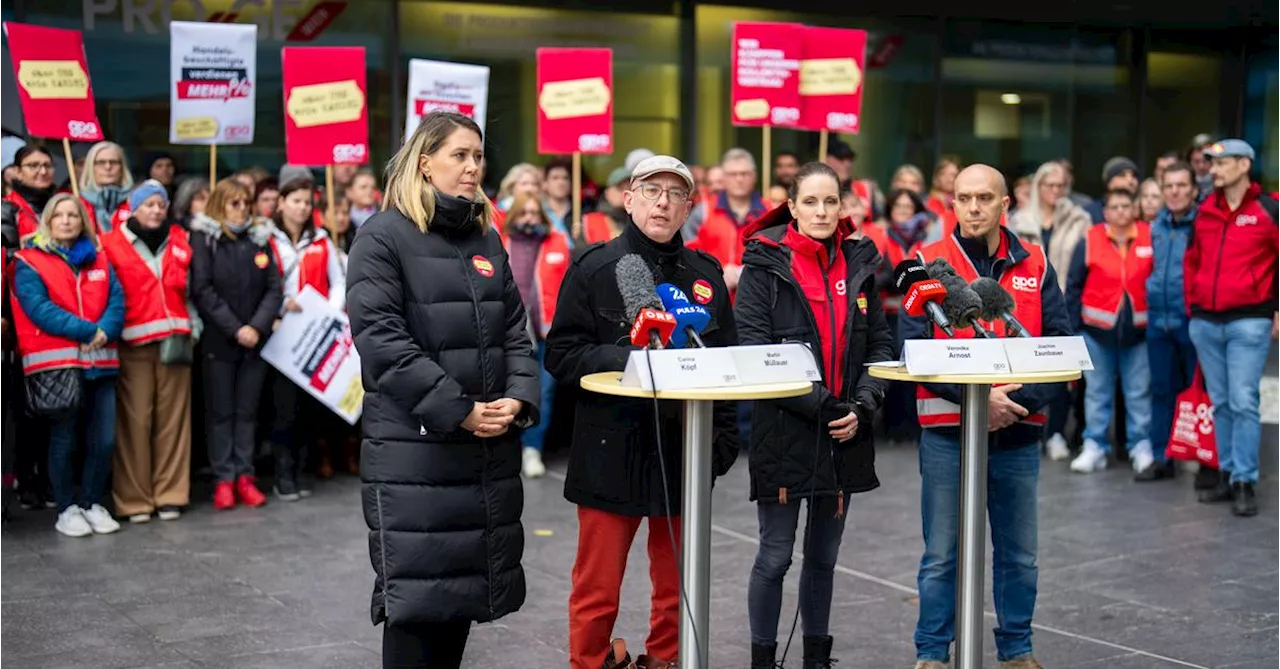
[21,346,85,373]
[916,396,1047,428]
[121,317,193,342]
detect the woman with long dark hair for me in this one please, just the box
[346,111,539,668]
[735,161,893,668]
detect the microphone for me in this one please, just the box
[937,273,993,339]
[892,260,954,337]
[924,257,959,282]
[615,254,676,349]
[969,277,1032,338]
[655,283,710,348]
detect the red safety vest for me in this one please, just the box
[914,233,1048,429]
[580,212,615,245]
[10,248,118,374]
[271,234,332,299]
[100,225,194,344]
[1081,222,1152,330]
[860,222,919,315]
[503,229,571,337]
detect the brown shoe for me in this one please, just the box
[603,638,636,669]
[315,439,334,479]
[637,654,675,669]
[999,655,1043,669]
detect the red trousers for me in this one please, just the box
[568,506,682,669]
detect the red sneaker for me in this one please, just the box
[213,482,236,510]
[235,475,268,508]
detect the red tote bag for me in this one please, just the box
[1165,367,1219,468]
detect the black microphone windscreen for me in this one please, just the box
[925,258,958,281]
[969,277,1016,321]
[892,259,929,294]
[615,254,663,320]
[939,274,983,323]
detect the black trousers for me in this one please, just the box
[382,621,471,669]
[204,356,268,483]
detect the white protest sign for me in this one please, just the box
[903,338,1010,375]
[169,21,257,144]
[404,59,490,139]
[1002,336,1094,373]
[261,287,363,425]
[620,348,741,391]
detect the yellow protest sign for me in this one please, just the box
[538,77,611,120]
[286,80,366,129]
[17,60,89,100]
[799,58,862,97]
[173,117,219,141]
[734,98,771,122]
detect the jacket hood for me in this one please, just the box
[190,212,273,246]
[742,204,876,274]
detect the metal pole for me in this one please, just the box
[680,399,714,669]
[954,384,991,669]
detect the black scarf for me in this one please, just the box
[12,181,55,216]
[432,190,484,238]
[623,217,684,282]
[126,217,170,255]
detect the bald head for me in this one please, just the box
[952,163,1009,246]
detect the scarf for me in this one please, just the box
[126,216,170,255]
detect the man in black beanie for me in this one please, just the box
[1086,156,1140,222]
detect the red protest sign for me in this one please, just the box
[3,22,103,141]
[536,48,613,155]
[282,46,368,165]
[730,22,803,128]
[798,27,868,134]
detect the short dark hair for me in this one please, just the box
[887,188,928,216]
[13,144,53,167]
[1102,188,1135,207]
[787,161,840,201]
[544,157,572,177]
[1160,160,1195,185]
[775,151,799,164]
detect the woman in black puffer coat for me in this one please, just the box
[734,162,894,669]
[346,111,540,669]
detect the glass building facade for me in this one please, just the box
[7,0,1277,191]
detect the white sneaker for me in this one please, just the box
[1129,441,1155,474]
[128,513,152,524]
[1070,440,1108,473]
[522,447,546,478]
[1046,433,1071,461]
[81,504,121,534]
[157,507,182,521]
[55,507,93,537]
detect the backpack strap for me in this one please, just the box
[1258,192,1278,224]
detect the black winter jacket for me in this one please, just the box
[736,213,893,503]
[346,195,540,626]
[545,221,740,517]
[188,214,282,360]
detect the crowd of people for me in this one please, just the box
[1,116,1275,669]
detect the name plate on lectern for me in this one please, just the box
[730,344,822,385]
[903,339,1010,375]
[1002,336,1094,373]
[620,348,742,391]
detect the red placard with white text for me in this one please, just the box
[2,22,103,141]
[536,48,613,154]
[730,22,803,128]
[282,47,369,165]
[799,27,867,133]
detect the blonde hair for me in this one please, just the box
[498,163,542,202]
[892,164,926,192]
[383,111,494,234]
[206,178,255,238]
[80,141,134,191]
[38,193,99,248]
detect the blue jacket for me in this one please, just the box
[899,226,1072,450]
[13,244,125,379]
[1146,205,1197,332]
[1064,229,1145,348]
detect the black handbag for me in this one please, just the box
[24,367,84,417]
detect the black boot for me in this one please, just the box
[1197,469,1233,503]
[272,442,299,501]
[1194,464,1219,490]
[1232,481,1258,517]
[802,635,834,669]
[751,642,778,669]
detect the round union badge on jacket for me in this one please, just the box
[472,255,495,277]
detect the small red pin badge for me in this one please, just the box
[692,279,714,304]
[254,251,269,269]
[472,255,494,278]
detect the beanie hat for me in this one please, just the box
[128,179,169,211]
[279,164,313,186]
[1101,156,1139,185]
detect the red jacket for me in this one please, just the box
[1184,183,1279,318]
[781,224,849,394]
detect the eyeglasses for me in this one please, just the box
[94,159,123,167]
[634,183,691,203]
[1041,182,1066,190]
[21,162,53,173]
[228,199,248,209]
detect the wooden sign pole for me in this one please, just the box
[62,139,80,197]
[571,151,582,242]
[761,125,772,193]
[818,130,830,164]
[209,144,218,185]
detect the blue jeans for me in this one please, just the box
[48,376,117,512]
[1081,333,1152,453]
[1188,317,1272,483]
[748,495,849,645]
[1148,324,1198,462]
[520,340,556,452]
[916,430,1039,663]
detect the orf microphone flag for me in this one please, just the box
[629,308,677,348]
[893,259,954,337]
